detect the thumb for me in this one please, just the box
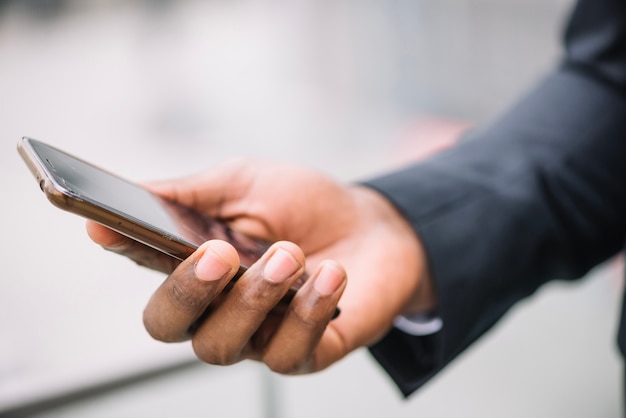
[144,158,259,216]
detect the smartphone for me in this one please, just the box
[18,137,338,317]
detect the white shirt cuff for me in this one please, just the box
[394,313,443,336]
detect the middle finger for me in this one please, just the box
[191,241,306,365]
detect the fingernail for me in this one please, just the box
[264,248,301,283]
[194,246,232,282]
[314,263,344,296]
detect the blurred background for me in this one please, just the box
[1,0,622,416]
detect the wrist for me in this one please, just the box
[349,185,437,315]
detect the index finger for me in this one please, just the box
[143,240,240,342]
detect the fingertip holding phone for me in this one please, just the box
[18,137,339,319]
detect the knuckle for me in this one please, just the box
[192,338,240,366]
[237,294,267,316]
[143,315,178,343]
[142,306,191,343]
[264,354,306,375]
[167,280,206,313]
[289,306,324,330]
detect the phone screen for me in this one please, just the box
[24,138,269,265]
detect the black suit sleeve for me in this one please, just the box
[365,0,626,397]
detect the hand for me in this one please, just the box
[87,159,433,374]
